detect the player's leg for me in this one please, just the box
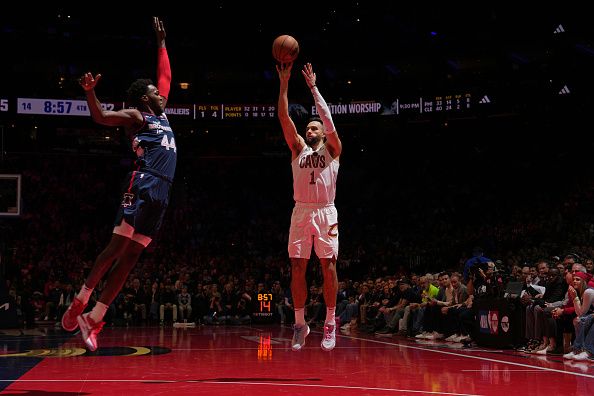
[78,238,146,351]
[61,232,131,331]
[319,257,338,351]
[86,231,134,289]
[314,206,339,351]
[288,206,313,351]
[291,258,309,325]
[320,257,338,321]
[290,258,310,350]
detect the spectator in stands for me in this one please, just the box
[416,272,452,340]
[376,278,420,336]
[305,285,325,326]
[147,282,160,324]
[160,284,178,325]
[43,280,62,321]
[203,290,222,325]
[585,258,594,274]
[126,278,146,324]
[219,283,238,324]
[550,263,587,353]
[271,281,285,323]
[443,275,470,342]
[563,272,594,360]
[279,286,295,325]
[340,283,369,332]
[521,261,548,347]
[178,286,192,322]
[403,275,439,337]
[192,284,209,324]
[529,268,566,354]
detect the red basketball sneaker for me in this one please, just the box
[77,312,105,352]
[61,298,87,331]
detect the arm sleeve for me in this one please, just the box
[157,47,171,99]
[311,86,335,134]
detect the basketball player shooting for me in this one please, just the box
[61,17,176,351]
[276,61,343,351]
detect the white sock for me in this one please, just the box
[89,302,108,323]
[294,308,305,325]
[76,284,94,305]
[325,307,336,325]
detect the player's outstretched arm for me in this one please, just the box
[80,72,143,129]
[277,62,304,158]
[302,63,342,159]
[154,17,171,109]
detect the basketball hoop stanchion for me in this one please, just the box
[0,268,19,329]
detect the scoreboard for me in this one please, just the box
[11,99,278,120]
[2,92,481,120]
[193,104,276,120]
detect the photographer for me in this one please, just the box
[463,247,494,296]
[468,260,500,299]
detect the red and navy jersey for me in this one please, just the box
[133,112,177,181]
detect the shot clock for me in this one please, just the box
[252,293,275,324]
[258,293,273,314]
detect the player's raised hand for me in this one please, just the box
[302,62,316,89]
[276,61,293,83]
[153,16,166,43]
[79,72,102,91]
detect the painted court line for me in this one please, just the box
[0,379,483,395]
[329,332,594,380]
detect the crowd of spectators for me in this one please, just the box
[1,145,594,358]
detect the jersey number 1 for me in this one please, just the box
[309,171,315,185]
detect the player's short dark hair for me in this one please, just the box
[126,78,153,107]
[307,117,326,139]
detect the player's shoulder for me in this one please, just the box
[121,108,143,117]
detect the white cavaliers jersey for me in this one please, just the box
[291,145,339,204]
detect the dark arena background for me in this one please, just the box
[1,5,594,395]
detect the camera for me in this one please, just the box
[468,258,490,278]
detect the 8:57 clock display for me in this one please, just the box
[17,98,115,116]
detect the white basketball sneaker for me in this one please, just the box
[291,323,310,351]
[321,322,336,351]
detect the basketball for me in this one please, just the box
[272,35,299,63]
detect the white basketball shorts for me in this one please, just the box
[288,203,338,259]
